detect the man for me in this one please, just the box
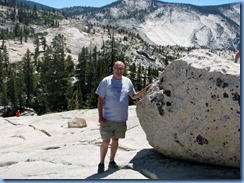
[95,61,152,173]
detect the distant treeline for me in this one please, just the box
[0,33,158,116]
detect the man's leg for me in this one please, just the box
[100,139,110,163]
[110,137,119,161]
[108,137,119,169]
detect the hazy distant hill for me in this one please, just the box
[15,0,54,10]
[13,0,240,50]
[61,0,240,50]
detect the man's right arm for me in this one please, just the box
[97,96,106,124]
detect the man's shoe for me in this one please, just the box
[108,160,119,169]
[97,163,104,173]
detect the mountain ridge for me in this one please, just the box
[62,0,240,50]
[15,0,240,50]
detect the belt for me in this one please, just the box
[105,119,126,123]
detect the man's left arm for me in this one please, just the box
[131,83,152,100]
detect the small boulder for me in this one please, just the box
[68,117,87,128]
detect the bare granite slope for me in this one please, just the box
[0,104,240,179]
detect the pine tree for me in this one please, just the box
[1,30,6,49]
[68,86,83,110]
[147,66,152,83]
[75,47,88,102]
[41,36,47,52]
[136,64,142,91]
[16,67,25,112]
[0,48,9,114]
[33,36,40,62]
[7,66,18,111]
[38,34,74,112]
[0,50,4,106]
[129,63,136,84]
[3,45,9,73]
[22,49,34,108]
[2,80,8,115]
[38,47,53,113]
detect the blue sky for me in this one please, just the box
[28,0,242,9]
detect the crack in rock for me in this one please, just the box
[10,135,26,140]
[25,159,72,166]
[29,125,51,137]
[0,161,18,167]
[127,125,139,131]
[42,146,61,150]
[4,119,22,126]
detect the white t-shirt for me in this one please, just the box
[96,75,135,122]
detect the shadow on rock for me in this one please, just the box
[130,148,240,180]
[85,168,119,179]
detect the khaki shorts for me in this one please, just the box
[100,120,127,140]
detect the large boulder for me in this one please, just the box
[136,49,240,168]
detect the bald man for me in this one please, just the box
[95,61,152,173]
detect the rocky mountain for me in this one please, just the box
[70,0,240,50]
[0,0,239,65]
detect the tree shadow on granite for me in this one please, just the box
[130,148,240,180]
[85,168,119,179]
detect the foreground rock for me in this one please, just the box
[136,49,240,168]
[0,106,150,179]
[0,106,240,179]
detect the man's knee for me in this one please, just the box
[102,139,110,146]
[111,137,119,144]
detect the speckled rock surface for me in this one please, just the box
[136,49,240,168]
